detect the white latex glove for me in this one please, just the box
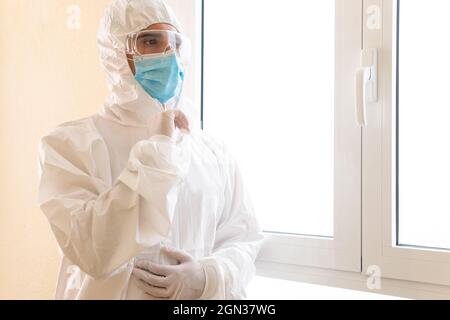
[147,109,190,139]
[132,246,206,300]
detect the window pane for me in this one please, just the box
[203,0,335,237]
[397,0,450,250]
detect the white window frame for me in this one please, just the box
[363,0,450,287]
[197,0,450,298]
[201,0,363,273]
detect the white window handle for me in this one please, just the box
[355,48,378,127]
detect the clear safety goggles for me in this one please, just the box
[125,30,191,61]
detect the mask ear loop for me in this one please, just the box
[167,33,186,109]
[173,77,185,110]
[161,79,183,112]
[161,42,180,112]
[163,51,185,112]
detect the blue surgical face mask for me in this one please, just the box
[133,51,185,105]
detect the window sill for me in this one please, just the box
[253,260,450,300]
[247,276,402,300]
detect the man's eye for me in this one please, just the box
[138,36,158,46]
[144,39,158,46]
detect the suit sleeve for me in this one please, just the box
[37,124,189,279]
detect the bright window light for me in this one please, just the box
[397,0,450,250]
[203,0,335,237]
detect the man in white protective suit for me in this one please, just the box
[36,0,265,300]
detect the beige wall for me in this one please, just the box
[0,0,199,299]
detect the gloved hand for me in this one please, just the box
[147,109,190,139]
[132,245,206,300]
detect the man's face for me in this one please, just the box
[127,23,178,75]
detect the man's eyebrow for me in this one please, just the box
[139,33,162,38]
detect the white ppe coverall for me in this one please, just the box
[36,0,264,300]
